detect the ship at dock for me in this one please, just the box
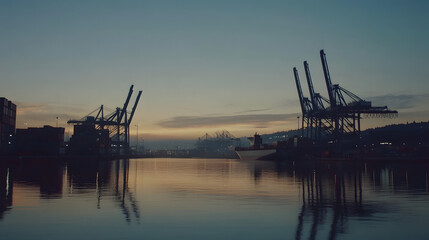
[235,134,276,160]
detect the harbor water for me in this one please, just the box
[1,158,429,239]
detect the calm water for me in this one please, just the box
[1,158,429,239]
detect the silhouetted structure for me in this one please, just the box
[193,130,240,158]
[293,50,398,142]
[68,118,110,155]
[361,121,429,158]
[68,85,142,155]
[16,125,65,155]
[0,97,16,155]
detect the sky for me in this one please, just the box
[1,0,429,140]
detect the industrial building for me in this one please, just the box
[16,125,65,155]
[68,117,110,155]
[193,130,241,158]
[0,97,16,155]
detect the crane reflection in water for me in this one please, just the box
[250,160,429,240]
[0,158,140,223]
[1,158,429,239]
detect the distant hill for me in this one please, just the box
[260,121,429,145]
[139,139,196,151]
[259,129,302,144]
[141,121,429,151]
[362,121,429,144]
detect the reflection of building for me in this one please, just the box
[13,162,64,198]
[0,97,16,155]
[0,166,13,219]
[16,126,65,155]
[68,117,110,155]
[0,158,139,223]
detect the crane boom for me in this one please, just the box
[304,61,318,111]
[128,90,142,125]
[294,67,307,115]
[320,50,336,107]
[119,85,134,123]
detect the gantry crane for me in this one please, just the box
[68,85,142,154]
[293,50,397,141]
[303,61,332,139]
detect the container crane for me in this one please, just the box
[292,50,397,142]
[68,85,143,154]
[303,61,333,139]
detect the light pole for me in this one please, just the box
[56,117,59,128]
[297,116,300,131]
[135,124,139,152]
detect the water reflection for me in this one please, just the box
[0,165,13,220]
[0,158,140,223]
[292,163,370,240]
[67,159,140,223]
[13,161,64,198]
[250,160,429,239]
[0,158,428,239]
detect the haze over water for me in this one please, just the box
[1,158,429,239]
[2,1,429,139]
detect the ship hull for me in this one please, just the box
[235,149,277,161]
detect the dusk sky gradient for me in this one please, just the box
[1,0,428,140]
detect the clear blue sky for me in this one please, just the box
[1,0,428,139]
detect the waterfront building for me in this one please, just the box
[68,118,110,155]
[16,125,65,155]
[0,98,16,155]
